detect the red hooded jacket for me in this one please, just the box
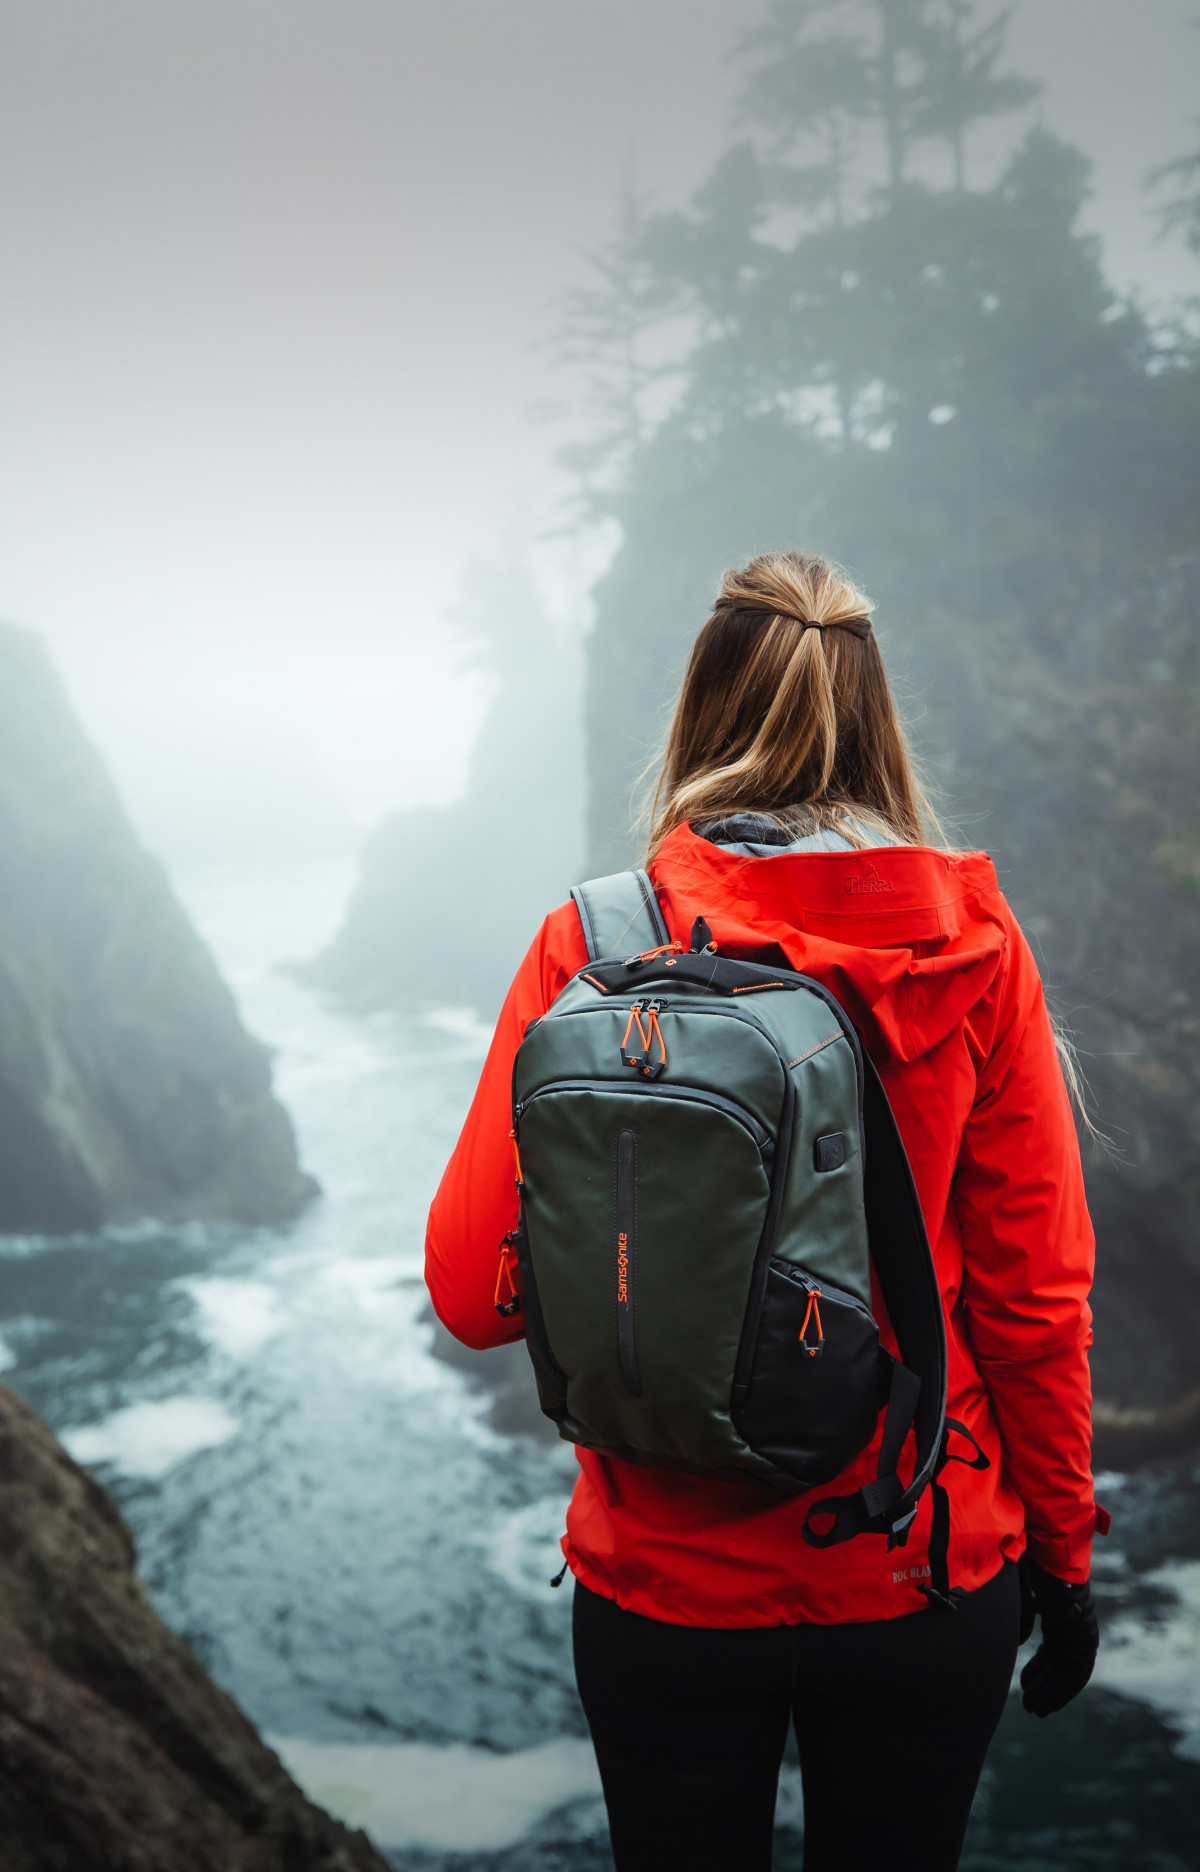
[426,825,1106,1627]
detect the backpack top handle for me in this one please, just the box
[571,869,671,962]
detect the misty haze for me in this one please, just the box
[0,3,1198,1867]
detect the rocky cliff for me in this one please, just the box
[0,623,316,1232]
[0,1383,388,1872]
[911,568,1200,1435]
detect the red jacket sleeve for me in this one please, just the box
[953,908,1103,1582]
[425,902,588,1351]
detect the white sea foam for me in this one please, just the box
[178,1277,283,1358]
[270,1735,603,1851]
[1092,1560,1200,1759]
[0,1335,16,1373]
[774,1765,805,1833]
[489,1497,572,1600]
[62,1397,238,1479]
[422,1006,495,1053]
[272,1733,806,1851]
[318,1256,412,1307]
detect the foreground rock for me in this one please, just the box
[0,623,316,1232]
[0,1383,389,1872]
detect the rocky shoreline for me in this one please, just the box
[0,1384,390,1871]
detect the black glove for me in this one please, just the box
[1019,1555,1099,1718]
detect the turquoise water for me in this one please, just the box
[0,861,1197,1869]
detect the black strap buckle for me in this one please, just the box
[940,1416,990,1472]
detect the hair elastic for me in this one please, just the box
[795,615,872,639]
[711,602,868,640]
[715,601,873,639]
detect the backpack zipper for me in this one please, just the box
[516,1078,774,1158]
[619,1000,669,1078]
[545,996,829,1085]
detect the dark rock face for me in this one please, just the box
[0,623,317,1232]
[303,564,583,1019]
[425,1304,554,1446]
[908,578,1200,1437]
[0,1383,389,1871]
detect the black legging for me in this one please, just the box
[573,1561,1020,1871]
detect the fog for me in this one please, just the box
[2,6,1200,1863]
[0,0,1196,855]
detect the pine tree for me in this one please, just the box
[564,0,1196,673]
[736,0,1035,200]
[568,1,1041,460]
[735,1,878,223]
[911,2,1039,190]
[553,168,683,500]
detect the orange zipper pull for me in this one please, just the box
[621,1002,650,1066]
[632,939,685,963]
[644,1006,667,1074]
[494,1229,521,1318]
[620,1001,667,1077]
[799,1288,824,1358]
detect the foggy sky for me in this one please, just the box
[0,1,1196,855]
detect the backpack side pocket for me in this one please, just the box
[732,1260,881,1487]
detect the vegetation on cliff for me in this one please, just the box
[0,623,317,1232]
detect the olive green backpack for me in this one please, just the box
[500,870,979,1605]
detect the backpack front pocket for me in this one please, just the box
[517,1082,773,1469]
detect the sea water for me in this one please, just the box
[1,860,1197,1870]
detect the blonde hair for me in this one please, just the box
[645,549,1102,1141]
[646,551,940,858]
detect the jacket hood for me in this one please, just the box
[649,823,1010,1066]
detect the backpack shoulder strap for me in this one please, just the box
[858,1051,948,1522]
[570,869,670,962]
[801,1051,954,1587]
